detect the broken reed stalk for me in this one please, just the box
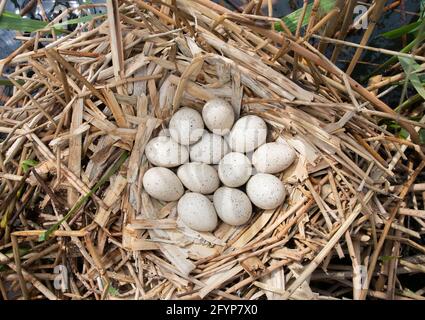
[331,0,357,63]
[359,160,425,300]
[306,0,321,34]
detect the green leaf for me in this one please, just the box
[388,122,401,130]
[0,11,48,32]
[421,0,425,18]
[48,14,104,30]
[0,79,25,86]
[398,56,425,100]
[381,20,422,39]
[21,159,38,173]
[275,0,336,33]
[39,151,129,241]
[419,128,425,145]
[0,79,14,86]
[399,128,409,140]
[378,255,401,262]
[108,286,119,296]
[0,11,101,33]
[395,93,422,113]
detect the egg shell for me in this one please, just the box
[143,167,184,201]
[218,152,252,187]
[213,187,252,226]
[157,128,170,137]
[252,142,296,174]
[177,162,220,194]
[202,98,235,135]
[190,132,230,164]
[169,107,204,145]
[246,173,286,210]
[145,136,188,167]
[178,193,218,232]
[228,115,267,153]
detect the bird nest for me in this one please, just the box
[0,0,424,300]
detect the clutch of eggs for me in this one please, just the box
[142,98,297,232]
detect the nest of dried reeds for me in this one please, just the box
[1,0,425,300]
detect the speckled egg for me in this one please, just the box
[218,152,252,187]
[228,115,267,153]
[142,167,184,201]
[202,98,235,135]
[169,107,204,145]
[213,187,252,226]
[190,132,230,164]
[178,193,218,232]
[145,136,188,167]
[252,142,296,174]
[246,173,286,210]
[177,162,220,194]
